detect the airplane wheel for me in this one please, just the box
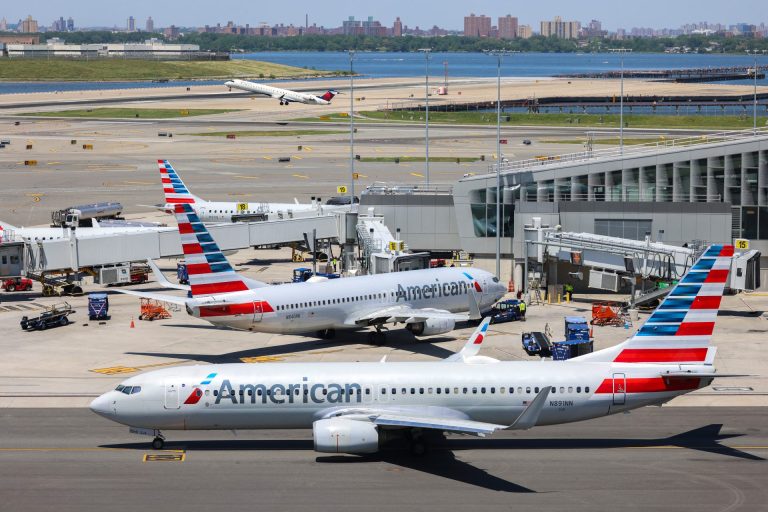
[368,331,387,346]
[152,437,165,450]
[410,439,427,457]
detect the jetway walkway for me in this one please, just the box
[14,214,342,275]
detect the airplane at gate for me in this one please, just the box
[119,161,506,340]
[150,160,344,224]
[224,79,338,105]
[91,245,739,454]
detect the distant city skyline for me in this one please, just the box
[2,0,767,32]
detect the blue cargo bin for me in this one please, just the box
[88,293,109,320]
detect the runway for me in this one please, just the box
[1,407,765,511]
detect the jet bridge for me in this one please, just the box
[13,214,342,276]
[523,224,760,304]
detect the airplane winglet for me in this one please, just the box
[468,289,482,320]
[508,386,551,430]
[444,317,491,363]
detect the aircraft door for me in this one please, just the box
[253,301,263,322]
[612,373,626,406]
[164,381,181,409]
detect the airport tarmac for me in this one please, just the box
[0,407,765,511]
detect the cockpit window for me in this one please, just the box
[115,385,125,392]
[492,277,499,283]
[121,386,132,394]
[131,386,142,394]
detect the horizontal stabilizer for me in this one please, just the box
[113,288,188,306]
[146,259,190,291]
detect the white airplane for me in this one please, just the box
[91,244,739,453]
[0,218,169,243]
[150,160,345,224]
[224,79,339,105]
[119,174,506,341]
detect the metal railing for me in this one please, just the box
[484,126,768,176]
[362,182,454,196]
[531,192,723,203]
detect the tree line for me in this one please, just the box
[38,31,768,54]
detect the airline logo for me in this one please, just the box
[158,160,195,204]
[175,203,249,296]
[215,378,365,406]
[184,372,218,405]
[614,244,733,364]
[472,320,489,345]
[319,90,338,102]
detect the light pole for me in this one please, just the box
[609,48,631,152]
[348,50,355,200]
[485,50,510,278]
[418,48,432,185]
[747,50,758,135]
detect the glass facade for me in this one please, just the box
[470,187,513,238]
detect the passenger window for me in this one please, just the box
[445,388,450,394]
[525,387,531,394]
[500,387,505,394]
[490,387,496,394]
[428,388,433,394]
[481,387,486,394]
[381,388,386,395]
[535,387,540,393]
[419,388,424,394]
[453,388,459,394]
[517,387,522,394]
[365,388,371,395]
[568,387,573,393]
[462,387,468,394]
[585,387,590,393]
[560,387,565,394]
[410,388,415,394]
[436,388,441,394]
[213,390,218,396]
[391,388,396,395]
[472,388,477,394]
[401,388,406,395]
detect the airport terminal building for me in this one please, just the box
[361,129,768,281]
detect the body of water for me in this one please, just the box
[1,52,766,95]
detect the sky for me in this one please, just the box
[3,0,765,31]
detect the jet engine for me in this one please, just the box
[313,418,379,454]
[406,318,455,336]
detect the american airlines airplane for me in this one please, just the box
[224,79,338,105]
[91,244,738,453]
[151,160,344,224]
[120,161,506,341]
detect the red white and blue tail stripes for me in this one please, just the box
[174,203,249,297]
[158,159,198,205]
[615,244,734,363]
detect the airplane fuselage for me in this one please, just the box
[185,267,506,333]
[162,200,330,223]
[91,359,712,431]
[224,79,332,105]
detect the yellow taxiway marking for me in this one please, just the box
[356,173,369,178]
[263,156,273,160]
[293,155,303,160]
[143,452,185,462]
[292,174,309,179]
[240,356,285,363]
[410,172,425,178]
[303,146,313,151]
[47,161,62,165]
[90,366,140,375]
[123,180,155,186]
[233,175,259,180]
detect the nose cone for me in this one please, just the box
[89,393,113,418]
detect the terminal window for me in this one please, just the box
[594,219,652,241]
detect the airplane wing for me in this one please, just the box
[113,288,188,306]
[326,387,552,437]
[347,305,469,326]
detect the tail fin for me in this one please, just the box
[319,90,338,102]
[578,244,734,364]
[158,160,202,205]
[174,203,249,297]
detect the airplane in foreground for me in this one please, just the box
[120,162,506,341]
[91,245,738,454]
[149,160,347,224]
[224,79,338,105]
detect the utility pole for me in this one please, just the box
[609,48,631,153]
[418,48,432,185]
[348,50,355,200]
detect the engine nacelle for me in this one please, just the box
[406,318,455,336]
[313,418,379,454]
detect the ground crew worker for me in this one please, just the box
[331,257,338,272]
[518,300,526,321]
[564,283,574,301]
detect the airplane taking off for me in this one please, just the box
[121,168,505,340]
[150,160,347,223]
[224,79,338,105]
[92,245,739,454]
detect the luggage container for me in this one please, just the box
[88,293,109,320]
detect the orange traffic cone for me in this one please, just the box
[130,317,135,328]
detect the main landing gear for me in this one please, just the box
[408,429,427,457]
[368,325,388,345]
[317,328,336,339]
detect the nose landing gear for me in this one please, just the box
[152,435,165,450]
